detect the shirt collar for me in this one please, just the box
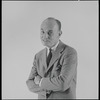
[46,40,59,55]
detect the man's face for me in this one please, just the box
[40,19,61,48]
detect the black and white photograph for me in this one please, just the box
[2,0,98,99]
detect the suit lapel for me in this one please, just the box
[45,41,66,73]
[42,48,47,70]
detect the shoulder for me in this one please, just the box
[62,43,77,57]
[34,48,46,59]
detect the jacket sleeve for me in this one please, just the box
[40,48,77,92]
[26,55,45,93]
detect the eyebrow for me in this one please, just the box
[48,30,53,33]
[41,28,53,32]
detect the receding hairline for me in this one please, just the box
[41,17,61,31]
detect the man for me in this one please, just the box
[26,17,77,99]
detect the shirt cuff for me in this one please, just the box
[39,78,43,87]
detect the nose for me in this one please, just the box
[45,33,49,39]
[42,33,49,39]
[41,32,50,40]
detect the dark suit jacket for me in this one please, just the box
[26,40,77,99]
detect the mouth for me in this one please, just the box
[42,39,50,42]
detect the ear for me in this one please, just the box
[59,30,62,36]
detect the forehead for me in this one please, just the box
[41,19,58,31]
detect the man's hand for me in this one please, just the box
[34,75,42,85]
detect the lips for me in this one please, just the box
[42,39,50,42]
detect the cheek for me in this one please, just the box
[52,35,59,40]
[40,35,44,39]
[40,36,42,40]
[56,35,60,40]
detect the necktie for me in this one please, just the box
[47,48,52,67]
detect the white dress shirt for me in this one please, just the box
[46,40,59,56]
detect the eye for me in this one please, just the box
[48,30,53,36]
[41,30,45,34]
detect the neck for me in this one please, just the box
[47,40,60,50]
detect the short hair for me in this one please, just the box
[46,17,61,31]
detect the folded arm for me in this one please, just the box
[40,48,77,92]
[26,55,44,93]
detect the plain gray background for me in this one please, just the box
[2,1,98,99]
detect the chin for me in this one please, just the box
[42,42,52,48]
